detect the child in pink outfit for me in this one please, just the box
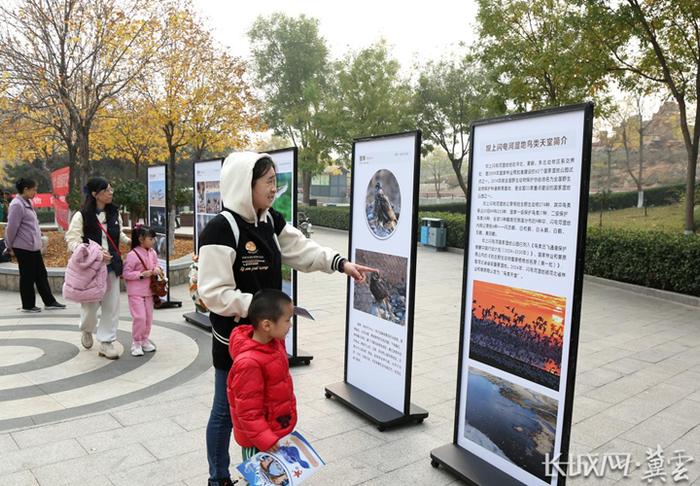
[123,226,163,356]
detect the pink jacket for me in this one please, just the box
[123,247,160,296]
[62,240,108,303]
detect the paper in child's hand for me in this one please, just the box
[236,431,324,485]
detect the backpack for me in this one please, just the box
[188,211,279,313]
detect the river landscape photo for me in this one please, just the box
[464,366,558,483]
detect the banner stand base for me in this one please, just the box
[288,351,313,367]
[183,312,212,331]
[430,443,526,486]
[156,300,182,309]
[324,382,428,431]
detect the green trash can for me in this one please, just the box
[421,217,447,250]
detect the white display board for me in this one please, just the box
[269,148,296,356]
[454,105,592,485]
[147,165,168,271]
[194,159,223,251]
[346,132,419,413]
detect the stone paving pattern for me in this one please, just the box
[0,228,698,485]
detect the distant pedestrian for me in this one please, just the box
[5,178,65,312]
[65,177,130,359]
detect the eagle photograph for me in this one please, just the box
[365,169,401,239]
[353,249,407,326]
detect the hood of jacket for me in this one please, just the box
[221,151,272,224]
[229,324,280,358]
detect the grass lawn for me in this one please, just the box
[588,202,699,233]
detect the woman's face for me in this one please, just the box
[92,184,114,206]
[252,167,277,211]
[21,186,37,199]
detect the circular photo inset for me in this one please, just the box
[256,453,290,485]
[365,169,401,239]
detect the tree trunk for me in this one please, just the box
[302,171,312,205]
[77,127,91,187]
[683,145,698,234]
[433,177,441,199]
[449,156,468,198]
[638,121,645,208]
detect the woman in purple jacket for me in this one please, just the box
[5,178,65,312]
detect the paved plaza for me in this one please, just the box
[0,228,699,485]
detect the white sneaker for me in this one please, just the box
[131,344,144,357]
[81,331,93,349]
[98,341,120,360]
[142,340,156,353]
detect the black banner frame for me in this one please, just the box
[430,102,594,486]
[267,147,313,366]
[183,157,224,330]
[148,164,181,309]
[324,129,428,431]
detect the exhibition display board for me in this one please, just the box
[325,130,428,430]
[268,147,313,365]
[183,158,223,329]
[148,165,181,308]
[430,103,594,486]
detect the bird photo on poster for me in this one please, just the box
[353,248,407,325]
[365,169,401,239]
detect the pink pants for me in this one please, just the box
[128,295,153,345]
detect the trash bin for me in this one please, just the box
[420,217,447,250]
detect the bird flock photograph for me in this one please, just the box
[365,169,401,239]
[352,248,407,326]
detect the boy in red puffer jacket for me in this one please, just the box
[227,289,296,460]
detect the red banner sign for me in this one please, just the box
[51,167,70,197]
[30,193,53,208]
[51,166,70,229]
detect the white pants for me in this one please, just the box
[79,271,120,343]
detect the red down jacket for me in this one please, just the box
[227,325,297,451]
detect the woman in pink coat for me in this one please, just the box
[122,225,163,356]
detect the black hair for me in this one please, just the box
[248,289,293,328]
[80,177,117,234]
[131,225,157,250]
[15,178,37,194]
[251,157,276,187]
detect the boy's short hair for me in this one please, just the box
[248,289,293,327]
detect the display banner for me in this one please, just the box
[194,159,223,251]
[51,167,70,230]
[183,158,223,329]
[325,131,427,429]
[147,164,179,306]
[431,103,594,486]
[268,148,303,360]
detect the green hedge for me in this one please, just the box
[419,201,467,214]
[35,209,56,224]
[585,227,700,296]
[300,205,467,247]
[588,184,685,212]
[302,204,700,296]
[300,205,349,230]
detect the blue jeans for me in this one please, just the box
[207,367,232,482]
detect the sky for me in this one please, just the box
[192,0,480,74]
